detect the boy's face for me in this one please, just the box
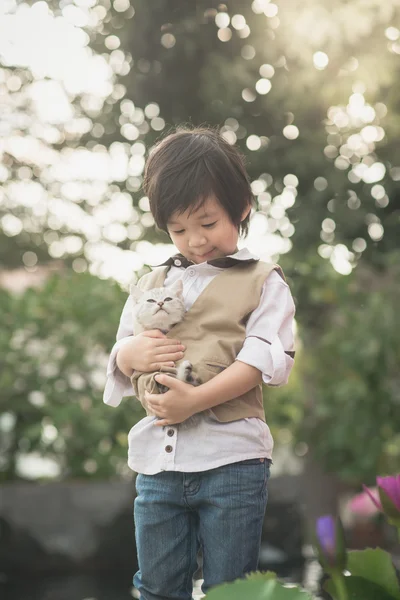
[167,195,250,264]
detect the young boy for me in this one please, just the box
[103,127,295,598]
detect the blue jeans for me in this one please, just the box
[133,458,271,599]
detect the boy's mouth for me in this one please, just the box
[193,248,216,260]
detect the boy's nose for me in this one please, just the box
[188,235,207,248]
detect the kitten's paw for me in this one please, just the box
[176,360,201,387]
[180,360,193,370]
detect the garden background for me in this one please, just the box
[0,0,399,598]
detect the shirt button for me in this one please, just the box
[174,259,182,267]
[188,268,195,276]
[165,445,173,453]
[167,429,174,437]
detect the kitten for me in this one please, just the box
[130,279,186,333]
[129,279,202,427]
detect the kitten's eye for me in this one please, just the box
[146,299,157,303]
[163,297,173,302]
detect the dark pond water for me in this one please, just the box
[0,560,323,600]
[0,572,135,600]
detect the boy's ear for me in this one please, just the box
[168,278,183,298]
[129,284,143,303]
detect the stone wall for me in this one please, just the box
[0,480,138,573]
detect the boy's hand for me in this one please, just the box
[116,330,185,376]
[145,375,197,426]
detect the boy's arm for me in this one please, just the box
[190,360,261,411]
[103,296,135,407]
[149,361,260,425]
[235,270,295,387]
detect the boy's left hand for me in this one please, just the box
[145,375,197,427]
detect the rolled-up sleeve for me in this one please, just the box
[236,269,295,386]
[103,296,135,407]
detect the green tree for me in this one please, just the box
[0,271,144,481]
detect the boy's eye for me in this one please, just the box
[171,229,184,235]
[147,299,157,303]
[203,221,217,228]
[163,297,172,302]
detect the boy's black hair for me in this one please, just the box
[143,127,254,236]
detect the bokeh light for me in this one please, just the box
[283,125,299,140]
[0,0,397,288]
[313,51,329,69]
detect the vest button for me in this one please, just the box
[167,429,175,437]
[174,259,182,267]
[165,445,173,453]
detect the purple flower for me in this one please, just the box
[316,516,336,561]
[316,515,347,571]
[377,475,400,512]
[376,475,400,524]
[357,475,400,526]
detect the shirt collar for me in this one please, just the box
[154,247,260,269]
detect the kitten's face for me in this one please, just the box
[130,279,185,331]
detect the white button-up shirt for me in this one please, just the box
[103,248,295,475]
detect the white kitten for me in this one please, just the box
[129,279,185,333]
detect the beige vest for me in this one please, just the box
[131,261,278,422]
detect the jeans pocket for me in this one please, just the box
[226,459,270,496]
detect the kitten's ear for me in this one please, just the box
[169,278,183,298]
[129,284,143,303]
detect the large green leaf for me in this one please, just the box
[325,575,399,600]
[205,574,312,600]
[347,548,400,599]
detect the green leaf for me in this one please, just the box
[205,575,312,600]
[245,571,277,581]
[325,575,399,600]
[347,548,400,599]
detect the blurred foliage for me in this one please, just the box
[266,251,400,482]
[299,254,400,482]
[1,0,400,482]
[0,271,143,481]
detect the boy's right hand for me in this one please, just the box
[116,330,185,377]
